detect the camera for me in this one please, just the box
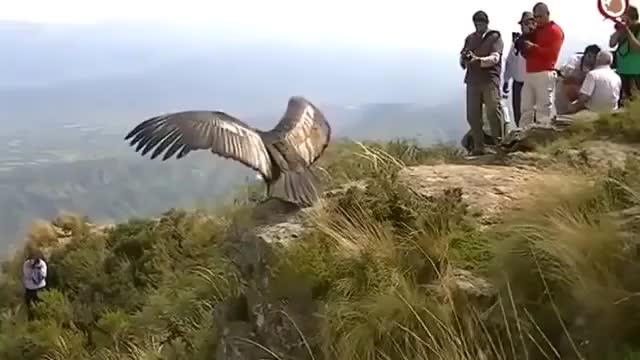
[512,32,522,42]
[513,32,532,56]
[462,50,473,62]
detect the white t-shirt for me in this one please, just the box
[579,66,622,112]
[559,54,585,79]
[503,45,526,83]
[22,259,47,290]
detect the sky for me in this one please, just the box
[0,0,629,53]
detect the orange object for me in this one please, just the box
[598,0,629,23]
[564,82,581,102]
[607,0,624,14]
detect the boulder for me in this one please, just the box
[399,164,574,225]
[214,199,318,360]
[210,159,594,358]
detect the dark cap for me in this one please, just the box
[472,10,489,23]
[518,11,534,24]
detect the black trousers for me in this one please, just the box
[511,80,524,127]
[24,288,42,320]
[619,74,640,107]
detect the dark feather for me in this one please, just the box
[124,111,273,179]
[268,96,332,167]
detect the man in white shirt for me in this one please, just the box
[22,253,47,319]
[503,11,535,127]
[569,51,621,114]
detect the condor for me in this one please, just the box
[124,96,331,207]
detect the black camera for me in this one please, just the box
[462,50,473,62]
[513,32,531,57]
[512,32,522,42]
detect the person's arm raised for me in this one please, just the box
[526,26,563,60]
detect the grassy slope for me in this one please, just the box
[2,102,640,359]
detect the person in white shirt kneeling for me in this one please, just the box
[568,51,621,115]
[555,44,601,115]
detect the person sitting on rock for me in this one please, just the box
[567,51,621,115]
[22,251,48,320]
[555,44,601,115]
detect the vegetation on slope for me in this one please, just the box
[1,103,640,359]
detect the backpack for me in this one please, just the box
[31,262,45,285]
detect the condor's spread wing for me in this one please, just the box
[124,111,273,179]
[269,96,331,166]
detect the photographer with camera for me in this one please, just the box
[610,5,640,106]
[459,10,504,156]
[503,11,536,126]
[519,2,564,128]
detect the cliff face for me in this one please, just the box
[5,110,640,360]
[209,126,638,359]
[208,117,640,359]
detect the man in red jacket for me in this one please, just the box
[520,2,565,128]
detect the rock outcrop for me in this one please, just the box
[399,164,573,225]
[214,199,318,360]
[24,212,114,258]
[210,157,594,358]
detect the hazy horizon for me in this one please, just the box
[0,0,623,93]
[0,0,617,47]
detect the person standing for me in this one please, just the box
[22,253,47,320]
[610,5,640,106]
[519,2,565,128]
[459,10,505,155]
[503,11,536,127]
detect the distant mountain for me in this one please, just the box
[0,152,253,255]
[0,21,221,88]
[0,20,463,135]
[0,20,470,252]
[337,95,468,144]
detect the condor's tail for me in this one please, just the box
[268,167,322,207]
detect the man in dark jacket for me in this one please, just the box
[460,10,505,155]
